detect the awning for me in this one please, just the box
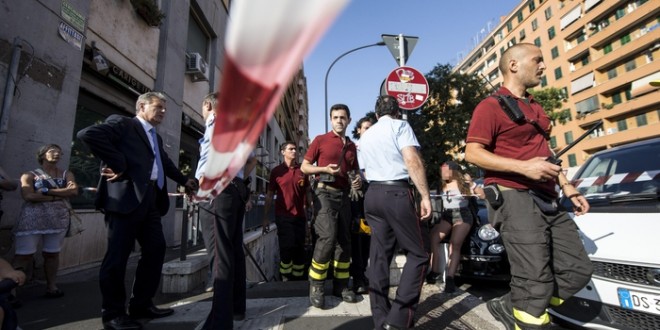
[584,0,603,12]
[571,72,594,95]
[631,71,660,98]
[561,5,582,30]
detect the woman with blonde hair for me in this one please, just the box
[427,161,482,293]
[13,144,78,299]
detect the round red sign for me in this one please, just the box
[384,66,429,110]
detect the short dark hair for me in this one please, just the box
[36,144,62,164]
[330,103,351,119]
[375,95,399,117]
[280,141,296,151]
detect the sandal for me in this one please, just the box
[44,289,64,298]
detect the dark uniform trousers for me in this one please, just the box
[309,186,352,281]
[275,216,307,279]
[490,189,593,318]
[365,183,430,329]
[100,184,165,321]
[198,184,247,330]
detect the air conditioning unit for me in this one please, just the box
[606,127,618,135]
[185,52,209,82]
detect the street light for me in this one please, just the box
[324,41,386,132]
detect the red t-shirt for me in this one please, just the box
[267,163,308,217]
[304,131,359,190]
[466,87,556,197]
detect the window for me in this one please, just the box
[534,37,542,47]
[577,32,586,44]
[615,8,626,20]
[636,113,648,127]
[560,87,568,99]
[620,34,631,45]
[545,7,553,20]
[517,11,524,23]
[508,37,517,47]
[625,89,632,101]
[540,75,547,87]
[565,131,574,144]
[568,154,577,167]
[520,29,526,40]
[187,13,210,59]
[500,46,506,55]
[554,67,563,79]
[625,59,636,72]
[607,68,617,79]
[575,95,599,114]
[581,55,590,65]
[603,43,612,54]
[617,119,628,131]
[612,93,622,104]
[551,47,559,59]
[529,0,536,12]
[532,18,538,31]
[506,20,513,32]
[550,136,557,149]
[548,26,556,40]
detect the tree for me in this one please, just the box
[406,64,490,187]
[528,87,571,125]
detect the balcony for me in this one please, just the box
[602,90,660,121]
[592,28,660,72]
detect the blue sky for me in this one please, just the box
[303,0,521,139]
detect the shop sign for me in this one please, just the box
[61,1,86,32]
[58,21,83,51]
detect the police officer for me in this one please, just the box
[358,95,432,329]
[466,43,592,330]
[301,104,361,308]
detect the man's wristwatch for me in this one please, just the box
[40,187,49,195]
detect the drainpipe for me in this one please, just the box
[0,37,23,157]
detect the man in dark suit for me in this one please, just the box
[77,92,197,330]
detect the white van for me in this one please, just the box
[549,137,660,329]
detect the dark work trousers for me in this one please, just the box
[490,189,593,317]
[198,184,246,330]
[365,184,430,329]
[275,216,307,278]
[0,295,18,330]
[100,185,165,321]
[350,196,370,286]
[309,186,351,280]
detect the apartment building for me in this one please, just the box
[454,0,659,170]
[0,0,309,270]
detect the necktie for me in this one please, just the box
[150,128,165,189]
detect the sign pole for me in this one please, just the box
[398,34,408,120]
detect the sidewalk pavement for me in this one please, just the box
[14,246,510,330]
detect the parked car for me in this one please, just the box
[549,137,660,329]
[456,196,510,281]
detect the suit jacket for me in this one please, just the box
[77,115,189,216]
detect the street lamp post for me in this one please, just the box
[324,41,386,132]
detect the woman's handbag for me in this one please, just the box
[63,200,84,237]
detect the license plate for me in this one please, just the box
[617,288,660,316]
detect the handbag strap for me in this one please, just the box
[336,136,351,170]
[33,168,60,187]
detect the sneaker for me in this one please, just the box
[487,295,515,330]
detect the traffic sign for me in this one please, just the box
[384,66,429,110]
[381,34,418,66]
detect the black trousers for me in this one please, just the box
[100,186,165,321]
[365,184,429,329]
[491,189,593,317]
[275,216,307,278]
[309,187,351,281]
[199,185,246,330]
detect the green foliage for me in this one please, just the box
[130,0,165,27]
[528,87,567,124]
[407,64,489,187]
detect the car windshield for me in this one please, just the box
[572,140,660,201]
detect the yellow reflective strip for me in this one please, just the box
[280,261,293,269]
[513,308,551,325]
[515,324,522,330]
[280,266,292,274]
[333,271,350,279]
[292,264,305,270]
[312,259,330,270]
[333,260,350,270]
[292,270,304,277]
[549,296,564,307]
[308,268,326,280]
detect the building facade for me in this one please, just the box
[0,0,309,272]
[454,0,659,171]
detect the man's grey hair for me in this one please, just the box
[136,92,167,112]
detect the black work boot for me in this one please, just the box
[333,279,357,303]
[487,293,515,330]
[309,280,325,308]
[443,276,456,293]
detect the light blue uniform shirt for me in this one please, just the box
[357,115,420,182]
